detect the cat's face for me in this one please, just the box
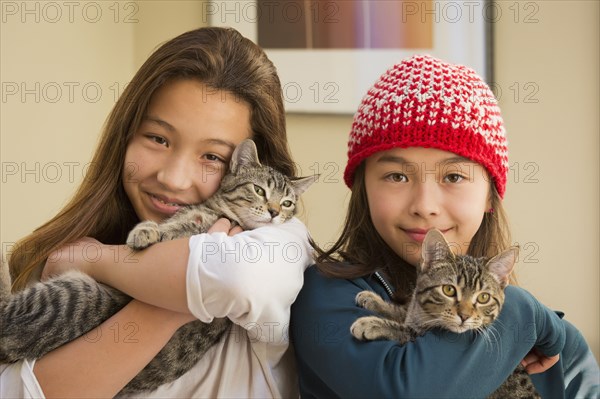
[218,167,299,229]
[415,229,517,333]
[414,256,506,333]
[217,139,317,229]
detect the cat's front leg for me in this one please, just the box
[127,221,162,250]
[355,291,406,321]
[350,316,413,343]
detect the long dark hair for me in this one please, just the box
[10,27,295,291]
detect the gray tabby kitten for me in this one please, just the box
[350,229,540,399]
[0,139,317,396]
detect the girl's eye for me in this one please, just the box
[444,173,465,183]
[254,185,265,197]
[282,200,293,208]
[442,285,456,297]
[148,135,168,147]
[477,292,491,304]
[385,173,408,183]
[204,154,224,162]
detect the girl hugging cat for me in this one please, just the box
[1,27,314,398]
[291,55,599,398]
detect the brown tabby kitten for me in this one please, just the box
[0,139,316,396]
[350,229,540,399]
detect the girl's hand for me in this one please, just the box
[521,348,560,374]
[42,237,101,280]
[207,218,244,236]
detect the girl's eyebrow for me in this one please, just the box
[439,156,476,165]
[376,154,475,165]
[200,138,236,151]
[376,155,409,165]
[144,116,175,132]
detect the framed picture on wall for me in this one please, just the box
[207,0,493,114]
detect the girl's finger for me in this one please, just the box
[523,354,560,374]
[207,218,232,234]
[229,226,244,236]
[520,352,538,366]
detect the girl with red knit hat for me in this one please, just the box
[291,55,598,397]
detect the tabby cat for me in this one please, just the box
[350,229,540,399]
[0,139,317,396]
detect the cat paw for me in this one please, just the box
[350,316,385,341]
[355,291,383,311]
[127,221,161,250]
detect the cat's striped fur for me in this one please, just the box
[351,229,540,399]
[0,139,316,396]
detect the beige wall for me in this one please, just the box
[495,1,599,361]
[1,0,597,363]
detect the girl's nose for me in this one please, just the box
[408,182,440,218]
[156,156,194,192]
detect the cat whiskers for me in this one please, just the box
[477,323,502,360]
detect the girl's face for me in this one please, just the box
[364,147,491,267]
[123,79,252,222]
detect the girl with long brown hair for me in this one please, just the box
[2,27,312,398]
[291,55,598,397]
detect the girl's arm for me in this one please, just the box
[43,236,191,314]
[291,267,566,398]
[34,300,194,398]
[558,319,600,397]
[45,218,312,340]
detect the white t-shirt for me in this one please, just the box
[0,218,311,398]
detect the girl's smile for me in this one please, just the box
[145,192,190,216]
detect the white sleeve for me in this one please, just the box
[185,217,312,343]
[0,360,45,398]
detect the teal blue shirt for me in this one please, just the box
[291,266,599,398]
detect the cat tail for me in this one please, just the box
[0,270,131,363]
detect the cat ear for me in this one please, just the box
[230,139,261,173]
[486,247,518,288]
[420,229,453,272]
[290,175,319,196]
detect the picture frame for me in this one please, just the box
[207,0,493,114]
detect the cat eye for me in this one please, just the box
[281,200,293,208]
[442,285,456,297]
[477,293,491,304]
[254,185,266,197]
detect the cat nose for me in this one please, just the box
[458,312,470,322]
[268,208,279,218]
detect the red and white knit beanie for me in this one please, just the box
[344,54,508,198]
